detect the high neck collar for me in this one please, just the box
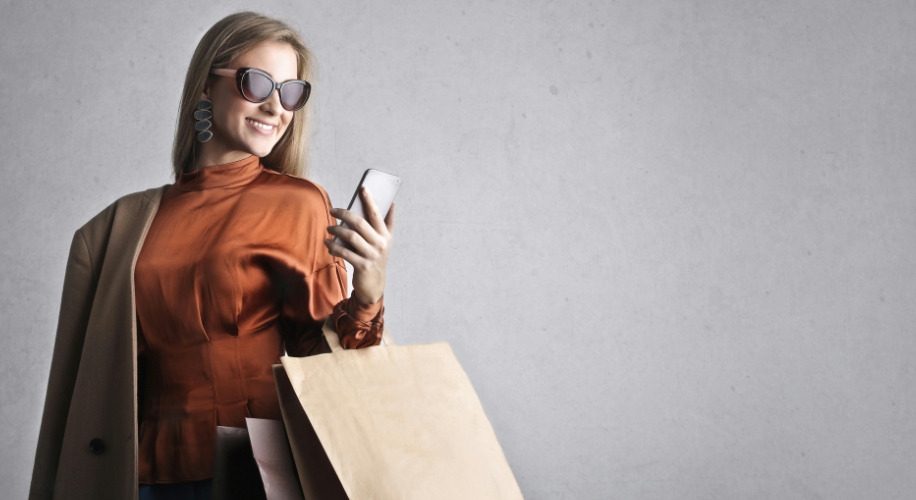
[176,155,262,191]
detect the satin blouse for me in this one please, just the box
[134,154,383,484]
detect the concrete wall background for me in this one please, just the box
[2,0,914,498]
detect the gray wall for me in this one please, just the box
[2,0,914,498]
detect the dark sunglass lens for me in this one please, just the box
[241,72,273,101]
[280,82,310,111]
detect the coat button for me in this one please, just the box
[89,438,105,455]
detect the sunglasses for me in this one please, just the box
[209,67,311,111]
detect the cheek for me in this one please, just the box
[214,102,250,133]
[279,113,295,134]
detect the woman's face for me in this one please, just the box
[202,41,299,161]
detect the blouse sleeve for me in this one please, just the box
[278,261,385,356]
[274,180,385,357]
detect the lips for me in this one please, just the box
[246,118,277,134]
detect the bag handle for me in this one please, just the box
[322,316,393,354]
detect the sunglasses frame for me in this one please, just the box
[209,67,311,111]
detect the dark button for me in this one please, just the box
[89,438,105,455]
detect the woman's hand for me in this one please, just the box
[324,187,395,305]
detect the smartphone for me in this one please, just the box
[333,169,401,248]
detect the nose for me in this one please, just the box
[259,87,284,116]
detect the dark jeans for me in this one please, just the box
[139,479,212,500]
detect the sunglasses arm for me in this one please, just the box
[209,68,237,78]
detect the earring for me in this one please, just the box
[194,99,213,142]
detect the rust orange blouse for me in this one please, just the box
[134,154,383,484]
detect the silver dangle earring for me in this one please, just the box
[195,99,213,142]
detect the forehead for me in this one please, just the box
[233,42,299,81]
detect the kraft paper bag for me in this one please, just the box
[273,318,523,500]
[246,418,305,500]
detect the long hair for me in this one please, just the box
[171,11,315,179]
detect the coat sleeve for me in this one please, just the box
[29,229,97,500]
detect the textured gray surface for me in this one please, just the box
[2,1,915,498]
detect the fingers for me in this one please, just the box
[330,193,390,246]
[331,210,383,248]
[324,237,368,269]
[327,187,395,271]
[358,187,389,236]
[326,224,376,260]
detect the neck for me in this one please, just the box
[190,142,254,173]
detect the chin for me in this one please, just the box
[243,139,279,158]
[247,145,274,158]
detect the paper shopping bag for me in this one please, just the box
[211,420,303,500]
[273,318,523,500]
[246,418,305,500]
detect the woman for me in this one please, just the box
[29,11,393,500]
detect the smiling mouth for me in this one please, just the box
[246,118,277,132]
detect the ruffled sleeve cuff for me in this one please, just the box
[331,295,385,349]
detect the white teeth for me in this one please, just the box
[247,118,275,131]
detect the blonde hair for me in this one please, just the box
[171,11,315,179]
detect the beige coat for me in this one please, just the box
[30,185,168,500]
